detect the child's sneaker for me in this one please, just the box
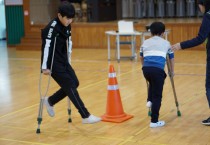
[146,101,152,108]
[82,115,101,124]
[202,117,210,126]
[44,97,55,117]
[150,121,165,128]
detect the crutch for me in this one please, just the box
[67,36,72,123]
[146,80,152,116]
[36,35,74,133]
[166,56,181,117]
[36,35,58,134]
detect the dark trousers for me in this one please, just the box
[205,59,210,108]
[48,64,90,118]
[142,67,166,123]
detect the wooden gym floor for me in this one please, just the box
[0,40,209,145]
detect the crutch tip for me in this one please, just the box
[177,111,181,117]
[68,118,72,123]
[148,110,152,116]
[36,129,41,134]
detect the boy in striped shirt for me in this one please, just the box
[140,22,174,128]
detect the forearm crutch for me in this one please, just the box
[146,80,152,116]
[36,36,57,134]
[166,56,181,117]
[67,36,72,123]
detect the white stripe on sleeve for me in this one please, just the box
[42,39,51,69]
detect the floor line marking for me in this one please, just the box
[0,138,52,145]
[0,68,140,119]
[0,125,168,145]
[0,84,201,145]
[0,104,38,119]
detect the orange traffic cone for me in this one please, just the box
[101,65,133,123]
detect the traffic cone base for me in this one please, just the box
[101,113,133,123]
[101,65,133,123]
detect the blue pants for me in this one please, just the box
[143,67,166,123]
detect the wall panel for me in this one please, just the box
[71,22,203,50]
[17,21,205,50]
[5,5,24,45]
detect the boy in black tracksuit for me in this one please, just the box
[41,1,101,124]
[172,0,210,126]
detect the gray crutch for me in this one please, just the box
[67,36,72,123]
[166,56,181,117]
[36,35,73,133]
[36,35,57,134]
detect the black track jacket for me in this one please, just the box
[41,17,71,72]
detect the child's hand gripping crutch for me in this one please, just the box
[36,35,58,134]
[166,55,181,117]
[67,36,72,123]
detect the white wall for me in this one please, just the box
[0,0,6,39]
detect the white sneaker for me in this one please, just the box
[82,115,101,124]
[44,97,55,117]
[146,101,152,108]
[150,121,165,128]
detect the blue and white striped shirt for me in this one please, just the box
[140,36,174,70]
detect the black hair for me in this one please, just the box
[198,0,204,5]
[58,1,75,18]
[203,0,210,13]
[150,22,165,36]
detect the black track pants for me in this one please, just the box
[142,67,166,123]
[48,65,90,118]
